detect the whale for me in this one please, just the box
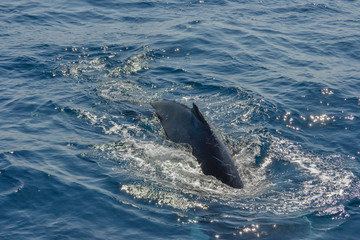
[151,99,243,189]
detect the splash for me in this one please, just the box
[56,46,359,215]
[55,46,154,81]
[261,136,358,215]
[97,79,152,104]
[106,51,153,77]
[82,102,359,214]
[121,184,208,210]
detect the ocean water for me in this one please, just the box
[1,0,360,239]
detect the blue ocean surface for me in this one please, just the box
[1,0,360,239]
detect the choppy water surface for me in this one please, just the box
[1,0,360,239]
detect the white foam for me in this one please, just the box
[78,103,359,214]
[59,47,359,213]
[263,136,356,214]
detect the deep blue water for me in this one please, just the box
[1,0,360,239]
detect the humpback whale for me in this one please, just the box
[151,100,243,189]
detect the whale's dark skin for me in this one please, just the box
[151,99,243,189]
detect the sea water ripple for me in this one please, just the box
[1,1,360,239]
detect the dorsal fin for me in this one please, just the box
[191,103,209,126]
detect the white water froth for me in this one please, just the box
[90,115,358,214]
[62,47,358,214]
[57,47,154,81]
[263,136,357,215]
[97,79,153,105]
